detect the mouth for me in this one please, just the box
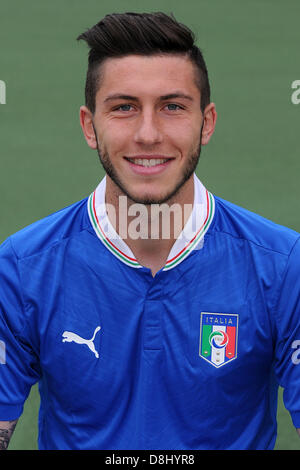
[126,157,169,167]
[125,156,173,166]
[124,155,175,174]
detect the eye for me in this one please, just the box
[114,104,133,112]
[165,103,184,111]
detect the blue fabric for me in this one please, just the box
[0,193,300,450]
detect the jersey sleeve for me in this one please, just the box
[273,236,300,428]
[0,237,41,420]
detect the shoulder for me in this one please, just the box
[211,194,300,257]
[3,196,91,260]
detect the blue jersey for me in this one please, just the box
[0,174,300,450]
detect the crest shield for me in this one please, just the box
[199,312,238,368]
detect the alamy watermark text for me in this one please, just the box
[0,80,6,104]
[291,80,300,104]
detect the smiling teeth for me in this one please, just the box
[128,158,168,167]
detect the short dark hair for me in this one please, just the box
[77,12,211,114]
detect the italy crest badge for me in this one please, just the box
[199,312,238,368]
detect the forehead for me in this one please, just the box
[96,54,200,100]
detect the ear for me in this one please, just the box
[79,105,97,150]
[201,102,217,146]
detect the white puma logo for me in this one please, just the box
[62,326,101,358]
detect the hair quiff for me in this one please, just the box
[77,12,211,113]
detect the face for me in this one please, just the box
[80,54,217,205]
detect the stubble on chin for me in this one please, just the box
[94,125,203,206]
[97,148,201,205]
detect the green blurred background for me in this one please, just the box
[0,0,299,450]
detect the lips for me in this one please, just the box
[124,155,175,175]
[126,157,169,167]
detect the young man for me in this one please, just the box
[0,12,300,450]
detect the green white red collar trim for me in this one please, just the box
[87,174,215,270]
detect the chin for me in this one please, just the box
[127,190,177,205]
[127,194,164,205]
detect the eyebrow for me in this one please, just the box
[103,92,194,103]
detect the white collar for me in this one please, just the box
[87,173,215,270]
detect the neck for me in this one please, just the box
[105,176,195,275]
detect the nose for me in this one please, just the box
[133,109,163,145]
